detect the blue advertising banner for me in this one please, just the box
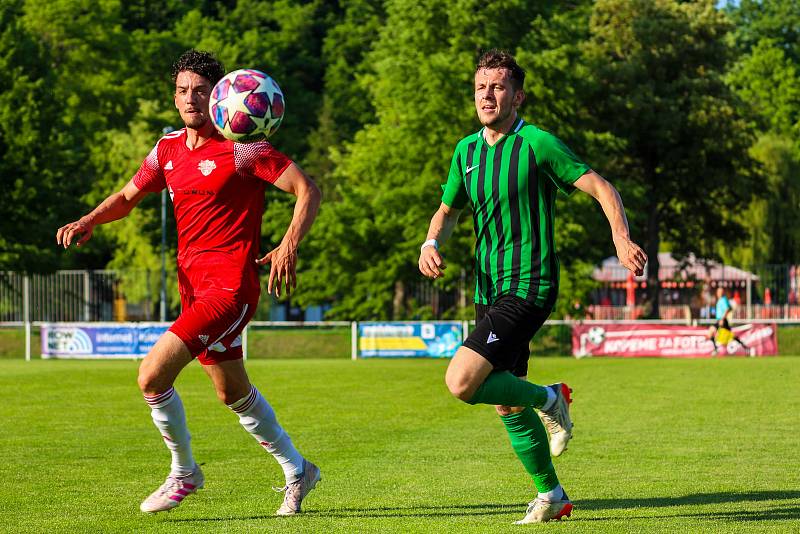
[358,321,464,358]
[41,323,170,359]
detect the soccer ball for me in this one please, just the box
[587,326,606,345]
[209,69,284,142]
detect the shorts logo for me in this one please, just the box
[198,159,216,176]
[199,334,209,345]
[487,332,499,344]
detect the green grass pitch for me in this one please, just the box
[1,357,799,533]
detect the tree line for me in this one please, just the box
[1,0,798,319]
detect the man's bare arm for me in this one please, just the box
[255,163,322,296]
[56,180,148,248]
[573,170,647,276]
[419,203,463,279]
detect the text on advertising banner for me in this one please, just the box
[572,323,778,358]
[358,322,463,358]
[41,323,170,359]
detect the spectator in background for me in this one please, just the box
[708,287,749,355]
[689,291,704,323]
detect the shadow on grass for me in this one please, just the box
[303,502,522,519]
[576,490,800,511]
[168,503,522,522]
[579,507,800,523]
[168,490,800,522]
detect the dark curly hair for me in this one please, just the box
[171,49,225,86]
[476,49,526,91]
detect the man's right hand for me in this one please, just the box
[613,234,647,277]
[419,245,447,279]
[56,218,94,248]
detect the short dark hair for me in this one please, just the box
[476,49,526,91]
[171,49,225,86]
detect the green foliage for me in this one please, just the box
[553,260,598,319]
[305,0,385,184]
[1,0,797,320]
[89,101,181,312]
[0,0,117,271]
[174,0,325,160]
[582,0,756,316]
[1,0,328,278]
[517,6,616,305]
[724,134,800,266]
[728,38,800,136]
[728,0,800,62]
[725,3,800,266]
[295,0,589,319]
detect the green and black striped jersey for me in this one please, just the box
[442,118,589,308]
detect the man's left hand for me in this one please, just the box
[256,240,298,297]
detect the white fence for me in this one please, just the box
[1,270,161,323]
[5,269,800,324]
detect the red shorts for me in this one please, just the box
[169,290,258,365]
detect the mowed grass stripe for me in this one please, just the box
[0,357,798,533]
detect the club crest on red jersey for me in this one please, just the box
[198,159,216,176]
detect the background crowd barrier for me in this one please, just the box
[3,319,798,360]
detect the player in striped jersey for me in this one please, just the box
[418,50,647,523]
[57,50,322,516]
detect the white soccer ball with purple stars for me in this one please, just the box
[209,69,284,142]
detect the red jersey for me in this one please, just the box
[132,129,291,297]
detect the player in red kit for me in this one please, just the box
[56,50,322,516]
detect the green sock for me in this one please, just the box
[467,370,548,408]
[501,407,559,493]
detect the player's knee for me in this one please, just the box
[216,384,251,406]
[495,405,512,416]
[137,366,165,396]
[445,371,475,402]
[216,388,239,406]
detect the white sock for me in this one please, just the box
[538,484,564,502]
[540,386,557,412]
[229,386,304,483]
[144,387,195,477]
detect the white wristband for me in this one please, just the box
[421,239,439,252]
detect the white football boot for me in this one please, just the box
[140,464,204,513]
[515,492,573,524]
[538,383,573,456]
[275,460,321,516]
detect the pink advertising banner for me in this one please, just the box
[572,323,778,358]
